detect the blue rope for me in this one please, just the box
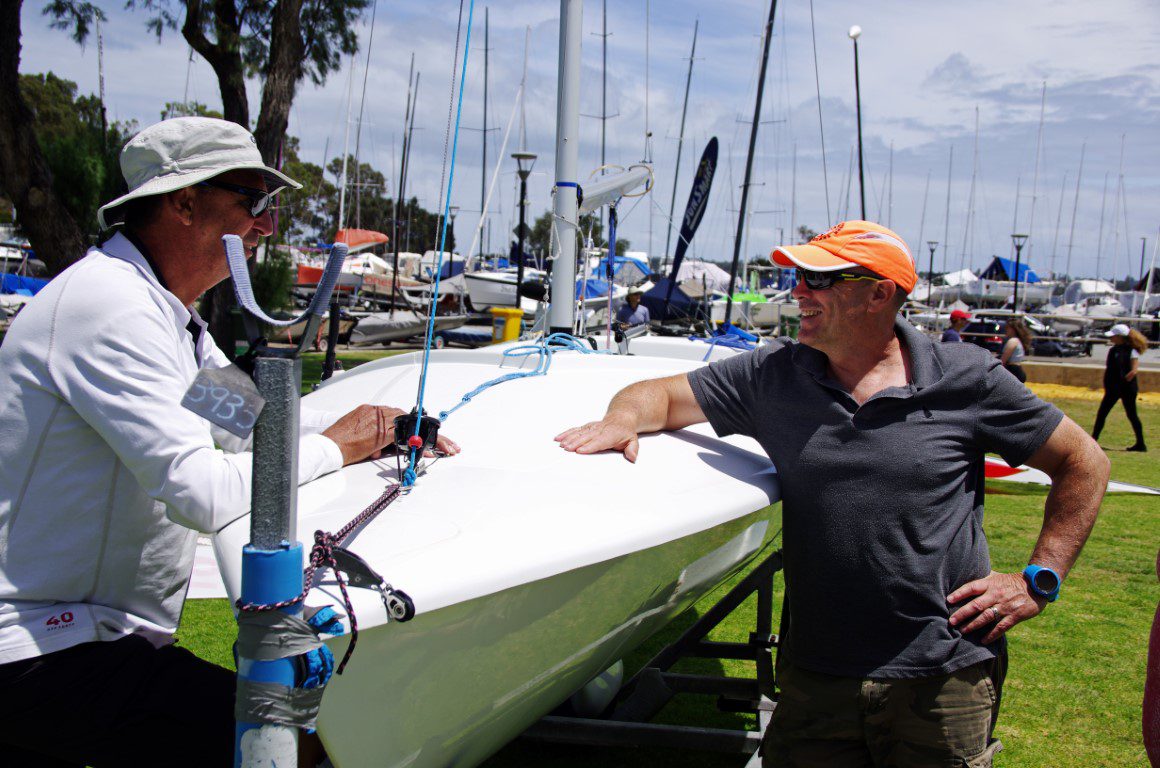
[404,0,476,486]
[438,334,602,421]
[692,332,757,362]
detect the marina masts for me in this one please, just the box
[724,0,779,328]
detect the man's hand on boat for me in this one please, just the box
[323,405,460,465]
[554,375,707,463]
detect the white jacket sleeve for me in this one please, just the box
[50,293,342,534]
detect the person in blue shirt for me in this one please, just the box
[616,287,650,328]
[942,309,971,342]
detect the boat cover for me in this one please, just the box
[641,277,700,321]
[979,256,1040,283]
[0,273,49,296]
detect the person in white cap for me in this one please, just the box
[0,117,457,767]
[1091,323,1147,451]
[558,222,1109,767]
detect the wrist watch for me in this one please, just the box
[1023,564,1062,602]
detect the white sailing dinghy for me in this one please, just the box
[213,344,779,767]
[211,3,780,765]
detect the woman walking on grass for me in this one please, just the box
[1000,318,1033,383]
[1091,323,1147,452]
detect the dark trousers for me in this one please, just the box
[1092,387,1145,445]
[0,635,235,767]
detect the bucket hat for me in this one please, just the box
[97,117,300,229]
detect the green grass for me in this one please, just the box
[177,378,1159,767]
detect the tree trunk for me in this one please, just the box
[253,0,305,165]
[179,0,253,356]
[181,0,249,128]
[0,0,87,276]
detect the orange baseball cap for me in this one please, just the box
[771,220,917,293]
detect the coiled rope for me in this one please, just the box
[438,333,604,422]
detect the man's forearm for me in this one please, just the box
[1030,439,1109,577]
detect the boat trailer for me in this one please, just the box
[522,547,784,766]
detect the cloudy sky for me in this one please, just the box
[18,0,1160,281]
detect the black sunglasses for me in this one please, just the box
[197,179,275,217]
[795,268,883,290]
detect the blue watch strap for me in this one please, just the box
[1023,564,1061,602]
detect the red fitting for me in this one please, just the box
[407,435,424,449]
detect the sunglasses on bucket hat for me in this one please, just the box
[197,179,276,218]
[794,267,884,291]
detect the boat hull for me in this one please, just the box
[317,508,776,768]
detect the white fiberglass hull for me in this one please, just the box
[463,271,540,314]
[213,344,779,768]
[348,311,469,345]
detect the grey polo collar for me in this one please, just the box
[790,316,945,398]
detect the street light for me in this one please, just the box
[926,240,939,305]
[512,150,537,307]
[1011,233,1029,312]
[447,205,460,278]
[849,25,866,220]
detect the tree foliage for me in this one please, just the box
[18,73,135,237]
[130,0,366,87]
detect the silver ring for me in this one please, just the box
[990,606,1000,619]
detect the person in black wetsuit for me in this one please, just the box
[1091,323,1147,452]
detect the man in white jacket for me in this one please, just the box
[0,117,456,767]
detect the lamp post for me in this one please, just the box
[512,151,537,308]
[926,240,939,305]
[849,25,866,220]
[447,205,459,278]
[1011,233,1028,312]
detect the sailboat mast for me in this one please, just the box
[353,0,378,231]
[96,16,107,152]
[958,108,978,277]
[724,0,779,328]
[1109,134,1126,282]
[548,0,583,334]
[915,169,930,277]
[404,73,420,253]
[663,21,698,272]
[644,0,653,260]
[1050,172,1068,279]
[481,7,490,259]
[1095,171,1109,281]
[790,143,797,243]
[601,0,608,170]
[1064,140,1085,279]
[942,145,952,273]
[392,54,416,311]
[1026,82,1046,265]
[338,53,356,232]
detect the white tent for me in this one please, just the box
[674,261,734,294]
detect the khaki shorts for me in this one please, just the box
[763,655,1005,768]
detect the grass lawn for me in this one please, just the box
[177,366,1159,767]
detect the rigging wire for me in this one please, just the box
[407,0,476,486]
[808,0,831,223]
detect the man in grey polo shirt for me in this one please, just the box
[556,220,1108,767]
